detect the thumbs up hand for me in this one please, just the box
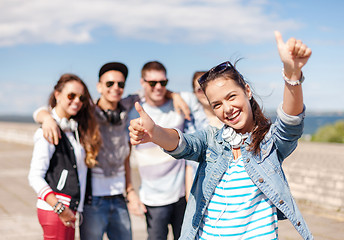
[275,31,312,80]
[129,102,156,145]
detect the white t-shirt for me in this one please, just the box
[129,99,186,206]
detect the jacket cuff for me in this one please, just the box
[163,128,186,155]
[39,185,54,201]
[277,103,306,126]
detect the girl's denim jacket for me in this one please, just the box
[167,104,313,240]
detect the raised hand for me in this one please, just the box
[128,102,156,145]
[275,31,312,79]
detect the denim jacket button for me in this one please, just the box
[245,146,250,151]
[297,221,301,226]
[246,158,250,163]
[279,200,284,205]
[258,178,264,183]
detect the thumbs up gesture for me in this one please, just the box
[275,31,312,79]
[129,102,156,145]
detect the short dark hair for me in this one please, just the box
[141,61,166,78]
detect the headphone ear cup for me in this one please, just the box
[103,109,122,125]
[58,118,78,132]
[222,126,243,148]
[59,118,69,131]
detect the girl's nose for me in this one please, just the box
[223,101,233,114]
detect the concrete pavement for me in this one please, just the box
[0,140,343,239]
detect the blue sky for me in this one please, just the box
[0,0,343,115]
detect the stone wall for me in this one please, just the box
[283,141,344,219]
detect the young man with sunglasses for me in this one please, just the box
[128,61,207,240]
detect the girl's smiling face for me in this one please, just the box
[55,80,85,119]
[205,77,254,134]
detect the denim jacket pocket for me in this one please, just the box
[259,135,273,163]
[198,147,220,177]
[254,141,282,177]
[205,147,219,163]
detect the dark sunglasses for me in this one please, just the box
[67,92,87,102]
[198,61,236,86]
[143,79,168,87]
[105,81,125,89]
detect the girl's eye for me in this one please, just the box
[228,94,236,100]
[212,103,221,109]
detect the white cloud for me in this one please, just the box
[0,0,301,46]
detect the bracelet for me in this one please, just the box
[282,68,305,86]
[53,201,66,215]
[53,201,60,211]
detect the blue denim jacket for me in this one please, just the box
[167,104,313,240]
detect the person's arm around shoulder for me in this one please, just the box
[129,102,180,151]
[275,31,312,116]
[166,90,191,121]
[34,107,61,145]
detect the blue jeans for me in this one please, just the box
[80,195,132,240]
[145,197,186,240]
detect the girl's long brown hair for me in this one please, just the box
[48,73,102,167]
[200,61,271,155]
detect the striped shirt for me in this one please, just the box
[197,155,278,239]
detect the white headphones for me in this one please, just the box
[59,118,78,132]
[222,125,249,148]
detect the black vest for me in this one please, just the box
[44,130,81,211]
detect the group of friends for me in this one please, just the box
[28,31,314,240]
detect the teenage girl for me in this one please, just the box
[128,31,313,239]
[28,74,101,240]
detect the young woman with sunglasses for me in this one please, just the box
[128,31,313,239]
[28,73,102,240]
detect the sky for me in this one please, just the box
[0,0,343,115]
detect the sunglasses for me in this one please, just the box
[143,79,168,87]
[67,92,87,102]
[105,81,125,89]
[198,61,236,86]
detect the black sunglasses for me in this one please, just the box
[198,61,236,86]
[105,81,125,89]
[67,92,87,102]
[143,79,168,87]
